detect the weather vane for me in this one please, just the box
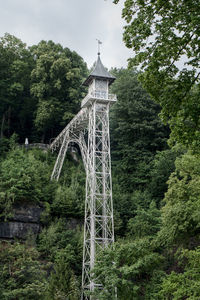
[96,39,102,55]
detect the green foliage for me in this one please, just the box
[110,68,169,192]
[159,247,200,299]
[168,84,200,151]
[127,201,161,239]
[52,184,83,217]
[45,246,80,300]
[0,33,36,141]
[38,218,83,299]
[109,4,200,296]
[0,33,88,143]
[108,68,169,236]
[38,218,82,264]
[0,137,10,157]
[113,187,152,235]
[114,0,200,152]
[158,152,200,246]
[1,30,200,299]
[51,158,85,218]
[0,241,47,300]
[93,238,163,300]
[0,133,19,160]
[30,40,87,141]
[0,143,85,298]
[0,148,55,219]
[93,148,200,299]
[148,146,185,205]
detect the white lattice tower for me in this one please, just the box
[82,101,115,299]
[50,54,116,299]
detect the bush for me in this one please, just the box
[0,148,55,219]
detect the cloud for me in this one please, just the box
[0,0,132,69]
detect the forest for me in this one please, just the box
[0,1,200,299]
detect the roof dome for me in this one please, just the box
[83,54,115,86]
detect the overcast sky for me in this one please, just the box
[0,0,133,69]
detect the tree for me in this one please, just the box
[0,148,55,219]
[0,34,88,143]
[0,33,35,141]
[159,247,200,299]
[113,0,200,152]
[30,40,87,142]
[0,242,47,300]
[92,238,164,300]
[109,68,168,235]
[38,219,83,298]
[127,201,161,239]
[45,246,80,300]
[148,146,185,205]
[158,152,200,247]
[110,68,169,191]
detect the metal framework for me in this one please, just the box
[50,54,117,299]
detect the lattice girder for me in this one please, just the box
[50,64,116,299]
[81,102,114,299]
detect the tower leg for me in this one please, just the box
[82,103,114,299]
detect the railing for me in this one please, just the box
[20,143,49,150]
[81,90,117,108]
[91,90,116,100]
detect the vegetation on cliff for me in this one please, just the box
[0,25,200,299]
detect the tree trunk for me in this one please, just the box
[7,106,11,136]
[41,132,45,143]
[0,113,5,139]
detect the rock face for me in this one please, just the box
[65,218,83,230]
[12,205,42,223]
[0,202,83,240]
[0,203,43,240]
[0,222,40,239]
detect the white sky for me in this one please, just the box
[0,0,133,69]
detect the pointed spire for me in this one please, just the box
[83,54,115,86]
[96,39,102,56]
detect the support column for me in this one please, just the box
[82,102,114,299]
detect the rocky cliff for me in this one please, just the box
[0,203,42,240]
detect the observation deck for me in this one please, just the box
[81,89,117,108]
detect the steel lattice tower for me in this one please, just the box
[50,53,116,299]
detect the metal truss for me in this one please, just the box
[50,107,89,153]
[81,102,114,300]
[50,89,116,299]
[50,130,88,181]
[50,108,89,181]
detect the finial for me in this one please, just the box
[96,39,102,56]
